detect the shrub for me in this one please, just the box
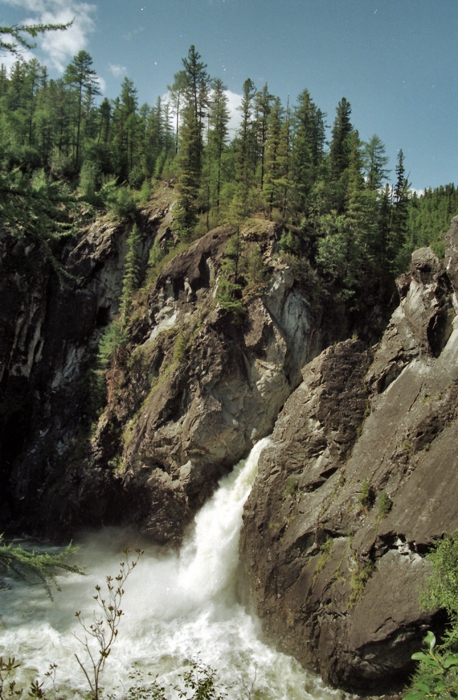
[358,478,375,510]
[404,533,458,699]
[377,492,393,519]
[97,320,128,371]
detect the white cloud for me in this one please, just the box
[109,63,127,78]
[160,88,242,140]
[95,74,105,93]
[0,0,96,72]
[225,89,242,136]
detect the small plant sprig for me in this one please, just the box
[74,548,143,700]
[0,657,21,700]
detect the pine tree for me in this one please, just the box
[389,148,410,271]
[254,83,273,190]
[329,97,353,213]
[291,89,325,217]
[330,97,353,180]
[173,46,211,237]
[206,77,230,219]
[168,70,187,154]
[64,51,101,169]
[236,78,257,212]
[362,134,390,190]
[263,96,284,217]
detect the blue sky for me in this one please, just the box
[0,0,456,191]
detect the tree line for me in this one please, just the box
[0,45,456,305]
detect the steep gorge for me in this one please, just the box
[1,188,458,694]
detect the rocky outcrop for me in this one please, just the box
[4,183,457,694]
[0,200,324,542]
[240,227,458,693]
[91,223,323,543]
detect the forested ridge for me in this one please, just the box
[0,44,456,306]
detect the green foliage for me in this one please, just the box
[348,560,374,608]
[0,161,77,278]
[0,20,71,55]
[106,185,137,221]
[312,538,334,586]
[97,320,128,371]
[358,478,375,510]
[405,534,458,699]
[216,234,243,313]
[79,161,100,204]
[1,42,456,356]
[120,224,142,320]
[0,536,84,599]
[173,331,187,363]
[405,632,458,700]
[421,534,458,623]
[377,491,393,519]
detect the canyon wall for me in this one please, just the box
[240,217,458,693]
[1,185,457,693]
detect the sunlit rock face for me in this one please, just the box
[93,223,323,544]
[0,193,324,542]
[240,225,458,694]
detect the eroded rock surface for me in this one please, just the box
[240,228,458,693]
[92,224,322,543]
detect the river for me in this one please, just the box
[0,438,345,700]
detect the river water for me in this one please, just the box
[0,438,345,700]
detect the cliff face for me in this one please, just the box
[0,186,176,530]
[240,217,458,693]
[0,190,324,542]
[90,223,323,543]
[2,185,458,694]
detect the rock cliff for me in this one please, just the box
[240,217,458,693]
[0,190,324,542]
[2,181,458,694]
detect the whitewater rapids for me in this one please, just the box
[0,438,345,700]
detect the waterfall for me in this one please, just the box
[0,439,343,700]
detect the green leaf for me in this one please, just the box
[434,680,447,692]
[443,654,458,668]
[412,652,432,662]
[424,631,437,649]
[414,682,433,692]
[403,692,427,700]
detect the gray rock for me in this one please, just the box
[240,242,458,693]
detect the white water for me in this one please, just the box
[0,439,345,700]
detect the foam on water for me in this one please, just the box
[0,438,345,700]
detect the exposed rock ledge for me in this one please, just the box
[240,220,458,694]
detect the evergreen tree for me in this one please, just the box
[205,77,230,219]
[254,83,273,190]
[329,97,353,213]
[263,96,284,217]
[236,78,257,211]
[174,100,201,237]
[168,69,187,154]
[182,45,210,171]
[389,148,410,271]
[362,134,390,190]
[291,89,325,217]
[173,46,210,236]
[63,51,101,169]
